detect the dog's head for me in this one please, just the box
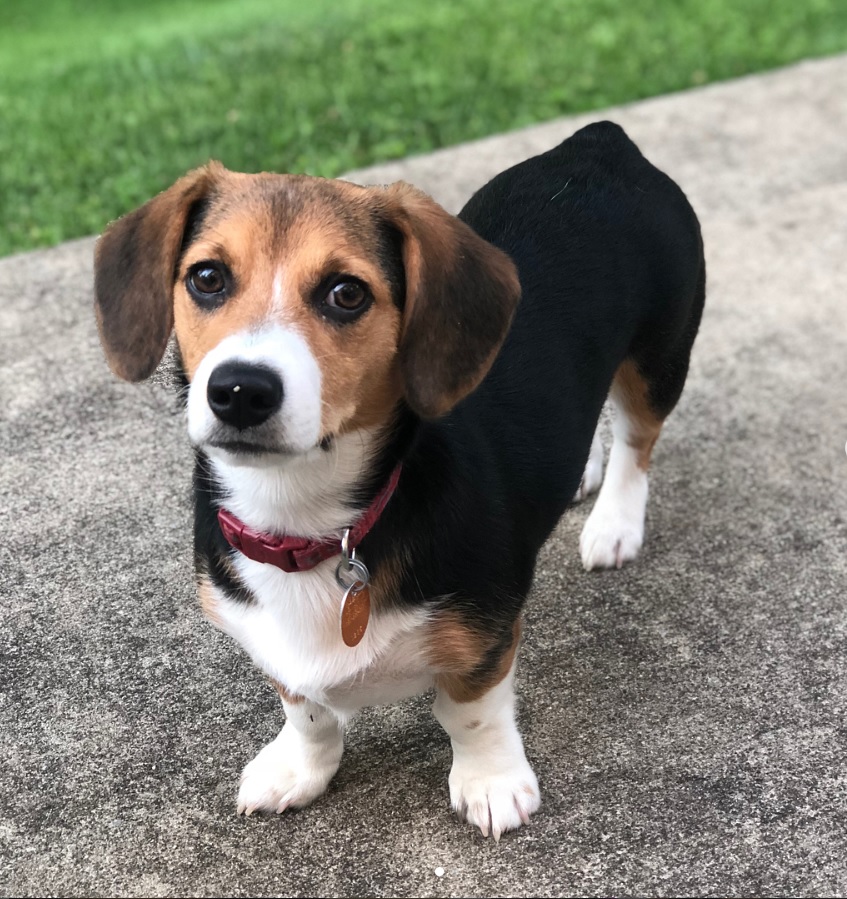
[94,163,520,462]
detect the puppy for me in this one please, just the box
[94,121,704,839]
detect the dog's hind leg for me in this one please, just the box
[579,266,704,570]
[580,249,705,570]
[579,359,663,570]
[573,427,604,503]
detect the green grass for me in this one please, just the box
[2,0,846,256]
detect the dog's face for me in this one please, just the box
[95,163,520,464]
[174,171,407,460]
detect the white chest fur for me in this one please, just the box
[203,425,434,716]
[209,556,433,716]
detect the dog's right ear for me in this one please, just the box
[94,163,222,382]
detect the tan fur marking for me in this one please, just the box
[174,203,278,379]
[430,614,522,704]
[268,676,305,705]
[197,576,224,629]
[277,214,403,438]
[611,359,664,471]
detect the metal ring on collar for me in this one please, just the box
[335,556,369,592]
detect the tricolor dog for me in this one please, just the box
[94,122,704,839]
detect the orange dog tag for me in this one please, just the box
[340,585,370,647]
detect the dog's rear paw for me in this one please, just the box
[579,508,644,570]
[578,447,650,570]
[573,433,604,503]
[237,727,341,816]
[448,759,540,840]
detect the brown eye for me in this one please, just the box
[186,261,230,307]
[327,280,368,311]
[190,266,224,294]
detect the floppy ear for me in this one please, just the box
[383,182,521,419]
[94,163,222,382]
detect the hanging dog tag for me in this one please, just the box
[336,530,371,647]
[340,584,370,647]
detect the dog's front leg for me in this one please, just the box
[433,660,540,839]
[237,696,344,816]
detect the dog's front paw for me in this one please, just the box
[448,756,540,840]
[237,724,342,816]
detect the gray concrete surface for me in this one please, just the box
[2,54,846,897]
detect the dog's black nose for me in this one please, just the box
[207,362,283,430]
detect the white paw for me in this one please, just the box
[573,433,604,503]
[448,757,541,840]
[237,725,341,816]
[579,505,644,570]
[573,454,604,503]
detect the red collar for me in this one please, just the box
[217,464,402,573]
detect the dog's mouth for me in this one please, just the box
[204,434,334,461]
[207,438,287,455]
[205,435,301,459]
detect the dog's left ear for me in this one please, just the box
[383,182,521,419]
[94,164,222,382]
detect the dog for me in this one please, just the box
[94,121,705,839]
